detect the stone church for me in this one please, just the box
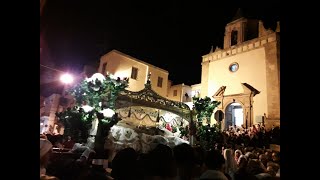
[200,9,280,130]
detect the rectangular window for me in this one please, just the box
[131,67,138,80]
[101,63,107,75]
[173,90,177,96]
[157,77,163,87]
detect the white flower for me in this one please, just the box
[92,86,100,91]
[90,73,105,82]
[85,77,92,82]
[82,105,94,112]
[100,108,115,118]
[109,74,116,80]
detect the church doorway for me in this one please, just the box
[224,102,244,129]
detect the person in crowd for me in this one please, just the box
[200,150,229,180]
[40,138,53,176]
[145,144,177,180]
[271,152,280,164]
[173,143,198,180]
[234,149,242,164]
[223,148,237,179]
[63,136,75,149]
[111,147,141,180]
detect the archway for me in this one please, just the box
[224,102,244,130]
[212,84,260,130]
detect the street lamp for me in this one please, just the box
[60,73,74,84]
[60,73,74,97]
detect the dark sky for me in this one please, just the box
[41,1,280,86]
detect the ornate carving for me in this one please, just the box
[119,87,190,110]
[116,79,191,121]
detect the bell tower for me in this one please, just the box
[223,8,259,49]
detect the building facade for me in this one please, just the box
[167,83,192,103]
[99,50,169,97]
[40,9,280,132]
[200,12,280,129]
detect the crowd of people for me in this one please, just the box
[40,124,280,180]
[221,124,280,149]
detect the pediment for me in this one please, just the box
[213,86,226,97]
[241,83,260,96]
[212,83,260,98]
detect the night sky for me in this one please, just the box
[41,1,280,86]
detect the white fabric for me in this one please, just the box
[86,137,95,149]
[110,125,139,142]
[108,125,189,153]
[89,118,99,136]
[70,143,87,152]
[81,148,95,159]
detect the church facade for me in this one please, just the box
[200,12,280,130]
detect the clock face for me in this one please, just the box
[229,62,239,72]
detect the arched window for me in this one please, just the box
[231,30,238,46]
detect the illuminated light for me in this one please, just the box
[60,74,74,84]
[100,108,115,118]
[82,105,94,112]
[40,123,44,126]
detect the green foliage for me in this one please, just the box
[56,74,129,140]
[71,76,129,111]
[172,126,177,133]
[179,126,189,138]
[56,106,92,141]
[192,96,221,123]
[192,96,221,150]
[196,124,222,150]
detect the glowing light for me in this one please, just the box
[60,74,74,84]
[40,123,44,126]
[100,108,115,118]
